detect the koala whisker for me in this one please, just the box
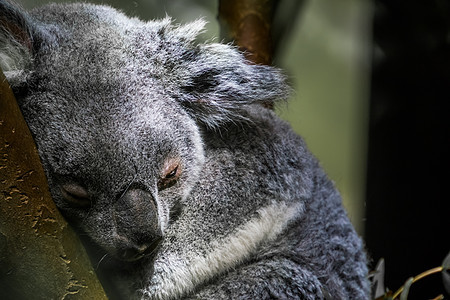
[95,253,109,270]
[115,173,138,205]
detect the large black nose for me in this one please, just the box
[118,235,162,262]
[113,188,162,261]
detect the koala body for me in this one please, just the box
[0,1,369,299]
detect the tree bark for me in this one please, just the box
[218,0,276,110]
[218,0,275,66]
[0,68,107,299]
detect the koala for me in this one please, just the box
[0,1,369,299]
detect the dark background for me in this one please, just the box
[365,0,450,298]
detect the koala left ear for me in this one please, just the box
[174,42,290,128]
[0,0,35,73]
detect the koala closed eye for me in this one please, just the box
[165,166,178,179]
[158,159,182,191]
[60,183,91,207]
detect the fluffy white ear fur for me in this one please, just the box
[0,2,33,73]
[0,32,30,72]
[150,18,290,129]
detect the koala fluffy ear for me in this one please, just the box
[174,40,290,128]
[0,0,35,73]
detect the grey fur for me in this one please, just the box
[0,1,370,299]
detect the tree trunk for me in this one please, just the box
[0,68,107,299]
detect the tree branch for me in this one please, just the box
[218,0,275,66]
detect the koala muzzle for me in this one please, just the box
[118,235,162,262]
[114,188,162,261]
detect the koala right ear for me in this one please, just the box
[171,38,291,129]
[0,0,35,73]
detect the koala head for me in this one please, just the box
[0,2,289,262]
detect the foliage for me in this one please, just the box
[370,251,450,300]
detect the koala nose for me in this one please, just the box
[113,188,162,261]
[118,235,162,262]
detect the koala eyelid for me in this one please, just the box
[165,166,178,179]
[60,183,91,207]
[158,160,181,191]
